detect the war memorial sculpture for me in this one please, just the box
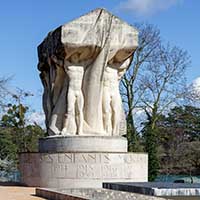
[19,8,148,188]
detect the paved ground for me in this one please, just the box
[0,183,46,200]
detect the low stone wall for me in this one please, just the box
[103,182,200,197]
[36,188,169,200]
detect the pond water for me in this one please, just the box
[157,176,200,200]
[156,175,200,184]
[0,170,20,182]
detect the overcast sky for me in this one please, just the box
[0,0,200,124]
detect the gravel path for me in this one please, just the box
[0,186,46,200]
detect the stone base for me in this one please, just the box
[36,188,167,200]
[19,152,148,188]
[39,136,128,153]
[103,182,200,197]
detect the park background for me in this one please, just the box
[0,0,200,183]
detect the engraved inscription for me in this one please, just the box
[101,165,119,178]
[58,153,74,163]
[75,154,99,163]
[20,153,148,185]
[123,164,134,178]
[40,154,53,163]
[77,164,95,178]
[87,154,97,163]
[101,154,110,164]
[54,153,115,164]
[52,164,67,178]
[122,154,146,164]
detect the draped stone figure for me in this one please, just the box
[37,8,138,136]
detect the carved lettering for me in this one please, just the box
[101,165,119,178]
[75,154,100,163]
[52,164,67,178]
[87,154,97,163]
[101,154,110,164]
[124,155,134,164]
[20,152,148,185]
[77,164,95,178]
[58,153,74,163]
[81,155,88,163]
[123,154,144,164]
[124,164,134,178]
[40,154,53,163]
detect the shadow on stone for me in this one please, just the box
[0,181,25,186]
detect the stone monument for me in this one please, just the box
[19,8,148,188]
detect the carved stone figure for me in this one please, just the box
[19,9,149,190]
[62,65,84,135]
[37,8,138,136]
[103,57,132,135]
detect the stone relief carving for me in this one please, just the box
[38,8,138,136]
[103,57,132,135]
[20,153,148,182]
[62,64,84,135]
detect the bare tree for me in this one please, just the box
[0,76,11,110]
[120,22,190,180]
[186,80,200,107]
[140,44,190,129]
[120,23,161,151]
[141,44,190,180]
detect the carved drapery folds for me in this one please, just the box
[38,8,138,136]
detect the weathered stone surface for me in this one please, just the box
[39,136,127,153]
[19,152,148,188]
[103,182,200,197]
[38,8,138,136]
[19,8,148,191]
[36,188,169,200]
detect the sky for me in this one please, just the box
[0,0,200,124]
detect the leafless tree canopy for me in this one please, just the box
[120,23,190,131]
[0,76,11,109]
[120,23,161,117]
[140,44,189,117]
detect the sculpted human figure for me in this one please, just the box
[38,9,138,136]
[62,53,85,135]
[103,57,131,135]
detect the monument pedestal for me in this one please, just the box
[19,152,148,188]
[19,136,148,188]
[19,8,147,189]
[39,136,128,153]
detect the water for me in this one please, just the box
[156,176,200,199]
[156,175,200,184]
[0,170,20,182]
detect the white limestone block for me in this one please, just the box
[38,8,138,136]
[19,152,148,188]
